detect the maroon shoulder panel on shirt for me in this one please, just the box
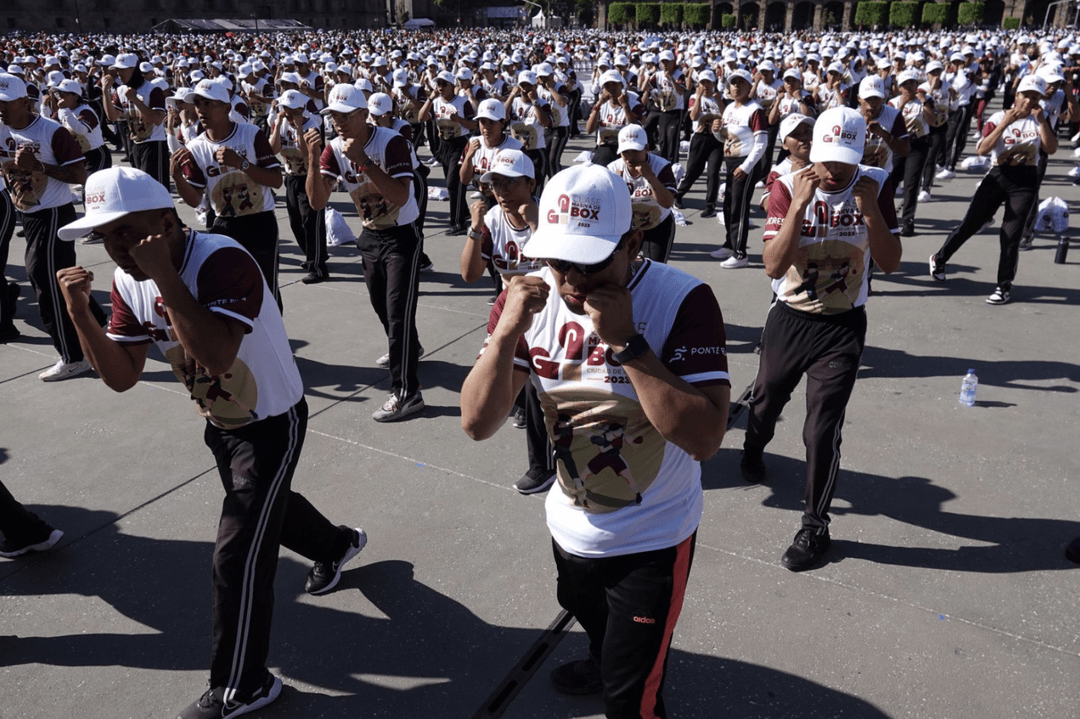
[659,284,730,386]
[479,225,494,261]
[383,134,413,177]
[77,108,100,132]
[485,289,531,369]
[764,180,793,238]
[107,281,152,342]
[147,86,167,112]
[656,163,677,190]
[50,123,85,166]
[749,108,768,133]
[889,112,908,139]
[874,174,900,232]
[195,246,265,330]
[319,144,341,178]
[182,150,208,187]
[252,129,279,167]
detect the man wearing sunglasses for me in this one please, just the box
[460,163,730,717]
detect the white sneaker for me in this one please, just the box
[719,255,749,269]
[754,180,764,189]
[895,185,903,197]
[936,168,955,181]
[917,190,931,202]
[39,359,92,382]
[709,247,734,260]
[376,345,425,368]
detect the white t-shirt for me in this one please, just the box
[607,154,677,231]
[480,261,731,557]
[480,204,543,280]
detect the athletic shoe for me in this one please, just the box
[917,190,931,202]
[1065,536,1080,564]
[376,345,424,368]
[0,324,19,343]
[511,406,527,429]
[894,185,903,197]
[740,448,766,484]
[900,224,916,237]
[39,359,92,382]
[673,196,685,210]
[700,206,717,218]
[1018,236,1034,251]
[936,168,955,181]
[446,225,467,236]
[177,673,282,719]
[781,528,831,572]
[754,180,764,189]
[487,295,498,306]
[372,391,425,422]
[419,260,435,272]
[514,468,556,494]
[306,527,368,595]
[929,254,946,282]
[986,286,1011,305]
[550,657,602,695]
[80,232,104,245]
[709,246,734,260]
[0,528,63,559]
[301,271,326,284]
[719,255,749,269]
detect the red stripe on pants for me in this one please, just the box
[639,534,693,719]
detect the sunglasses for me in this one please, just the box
[545,238,625,276]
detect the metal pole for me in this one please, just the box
[72,0,83,32]
[1043,0,1069,31]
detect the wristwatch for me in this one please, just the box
[467,226,484,240]
[240,160,251,171]
[612,334,649,365]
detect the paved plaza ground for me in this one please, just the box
[1,134,1078,719]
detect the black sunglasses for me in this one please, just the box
[545,238,625,276]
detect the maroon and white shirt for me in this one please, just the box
[754,78,783,113]
[297,70,325,112]
[112,80,167,143]
[688,93,722,134]
[718,101,767,162]
[480,260,730,557]
[982,111,1042,167]
[466,134,524,189]
[319,126,418,230]
[182,123,280,218]
[106,231,302,430]
[764,165,898,315]
[432,95,473,142]
[889,96,929,140]
[509,95,551,151]
[277,113,322,176]
[0,115,84,212]
[594,94,645,147]
[607,154,677,231]
[772,91,815,122]
[861,104,908,175]
[57,103,105,152]
[480,204,543,280]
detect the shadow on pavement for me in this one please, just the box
[858,345,1079,392]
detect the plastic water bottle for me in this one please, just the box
[959,369,978,407]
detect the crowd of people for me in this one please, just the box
[1,23,1078,719]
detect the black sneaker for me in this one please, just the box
[740,448,766,484]
[305,527,367,595]
[514,468,556,494]
[700,206,717,218]
[986,286,1011,305]
[1065,536,1080,564]
[0,324,19,344]
[301,271,327,285]
[929,254,946,282]
[372,391,425,422]
[900,224,916,237]
[419,260,435,272]
[446,225,467,236]
[0,528,63,558]
[1018,236,1034,251]
[177,673,281,719]
[550,657,602,695]
[511,406,527,429]
[780,528,831,572]
[673,196,685,210]
[487,295,498,306]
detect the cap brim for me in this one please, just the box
[57,210,131,241]
[475,111,504,122]
[321,101,363,114]
[617,141,646,154]
[479,168,531,183]
[809,144,863,165]
[522,228,622,264]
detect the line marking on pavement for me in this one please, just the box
[472,610,577,719]
[693,540,1080,658]
[307,429,515,492]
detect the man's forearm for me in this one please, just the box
[763,200,810,278]
[461,331,525,441]
[68,306,142,392]
[153,270,243,376]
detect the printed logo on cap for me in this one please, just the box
[548,193,602,227]
[823,124,857,144]
[85,189,108,211]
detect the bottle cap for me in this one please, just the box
[968,369,976,374]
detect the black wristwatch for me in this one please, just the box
[612,334,649,364]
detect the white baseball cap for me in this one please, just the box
[479,148,535,183]
[617,124,648,154]
[598,69,624,87]
[58,167,174,241]
[322,83,368,113]
[698,69,717,84]
[55,78,83,96]
[392,68,409,87]
[517,70,538,86]
[783,68,802,81]
[896,69,920,85]
[475,97,506,122]
[727,69,752,85]
[810,106,866,165]
[277,89,307,110]
[436,70,456,84]
[523,164,633,264]
[456,67,474,82]
[0,73,27,101]
[1016,74,1047,96]
[367,92,393,116]
[184,78,230,104]
[925,61,944,74]
[112,53,139,70]
[858,75,885,99]
[779,113,814,142]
